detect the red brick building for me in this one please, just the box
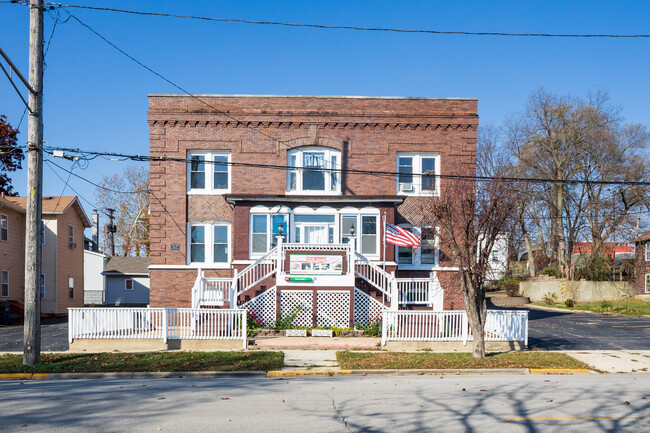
[633,232,650,295]
[148,95,477,327]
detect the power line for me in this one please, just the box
[42,144,650,187]
[30,2,650,39]
[44,159,103,214]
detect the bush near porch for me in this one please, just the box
[0,351,284,373]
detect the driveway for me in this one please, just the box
[522,307,650,350]
[0,318,69,352]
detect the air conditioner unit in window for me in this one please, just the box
[69,242,77,249]
[399,182,413,192]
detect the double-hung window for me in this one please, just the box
[397,226,437,268]
[250,214,288,256]
[40,274,46,299]
[187,151,231,193]
[397,153,440,195]
[646,274,650,294]
[189,223,231,265]
[0,214,8,241]
[646,241,650,261]
[287,147,341,194]
[339,214,378,257]
[1,270,8,297]
[69,277,74,299]
[68,225,74,248]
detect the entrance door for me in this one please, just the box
[303,224,328,244]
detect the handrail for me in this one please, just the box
[354,251,392,301]
[233,246,278,299]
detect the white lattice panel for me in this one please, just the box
[241,287,277,327]
[316,291,350,328]
[280,290,313,328]
[354,288,386,327]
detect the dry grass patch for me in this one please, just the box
[0,351,284,373]
[336,351,591,370]
[535,300,650,317]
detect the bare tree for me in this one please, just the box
[96,166,150,256]
[420,133,516,358]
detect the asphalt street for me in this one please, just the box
[0,375,648,432]
[0,318,68,352]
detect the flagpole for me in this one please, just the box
[382,212,387,274]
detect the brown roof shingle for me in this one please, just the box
[103,256,150,276]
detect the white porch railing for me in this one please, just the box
[232,246,278,302]
[280,243,353,276]
[382,310,528,346]
[354,251,392,302]
[191,271,232,308]
[68,308,247,349]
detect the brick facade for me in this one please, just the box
[148,95,478,310]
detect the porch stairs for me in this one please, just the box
[191,243,443,312]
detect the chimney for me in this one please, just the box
[92,210,99,252]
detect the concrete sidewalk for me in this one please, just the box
[562,350,650,373]
[252,336,381,351]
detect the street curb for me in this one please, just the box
[0,371,267,381]
[268,368,530,377]
[529,368,591,375]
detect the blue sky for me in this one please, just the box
[1,0,649,221]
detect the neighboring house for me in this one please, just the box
[84,249,108,304]
[484,233,508,281]
[0,195,90,315]
[633,232,650,295]
[148,95,477,326]
[102,256,150,306]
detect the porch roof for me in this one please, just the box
[225,194,404,205]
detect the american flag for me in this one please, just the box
[385,223,420,247]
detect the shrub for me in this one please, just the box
[600,301,613,310]
[542,292,558,305]
[356,313,383,337]
[270,306,302,330]
[503,282,520,297]
[565,299,574,308]
[541,266,562,278]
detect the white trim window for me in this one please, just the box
[1,270,8,297]
[287,147,341,194]
[68,225,74,248]
[396,226,438,269]
[125,279,134,291]
[646,241,650,261]
[187,151,231,194]
[69,276,74,299]
[646,274,650,294]
[188,223,231,265]
[250,213,288,256]
[396,153,440,195]
[40,274,46,299]
[41,220,45,245]
[0,214,7,241]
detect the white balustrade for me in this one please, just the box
[234,246,278,299]
[354,251,392,301]
[69,308,247,349]
[382,310,528,346]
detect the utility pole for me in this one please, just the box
[23,0,44,366]
[106,208,117,256]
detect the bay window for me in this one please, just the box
[287,147,341,194]
[397,153,440,195]
[187,151,231,193]
[189,223,230,265]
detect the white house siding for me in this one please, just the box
[105,276,150,306]
[84,250,107,305]
[485,234,508,281]
[40,217,57,314]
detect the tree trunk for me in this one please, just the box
[462,273,486,358]
[524,232,536,277]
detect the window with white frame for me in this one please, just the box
[41,220,45,245]
[646,274,650,294]
[40,274,46,299]
[69,276,74,299]
[396,153,440,195]
[187,151,231,193]
[68,225,74,248]
[646,241,650,261]
[0,214,7,241]
[125,279,134,290]
[1,270,8,297]
[287,147,341,194]
[396,226,437,268]
[189,223,231,265]
[250,214,288,256]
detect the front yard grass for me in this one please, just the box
[0,351,284,374]
[534,300,650,317]
[336,351,591,370]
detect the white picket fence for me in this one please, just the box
[381,310,528,346]
[68,308,247,349]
